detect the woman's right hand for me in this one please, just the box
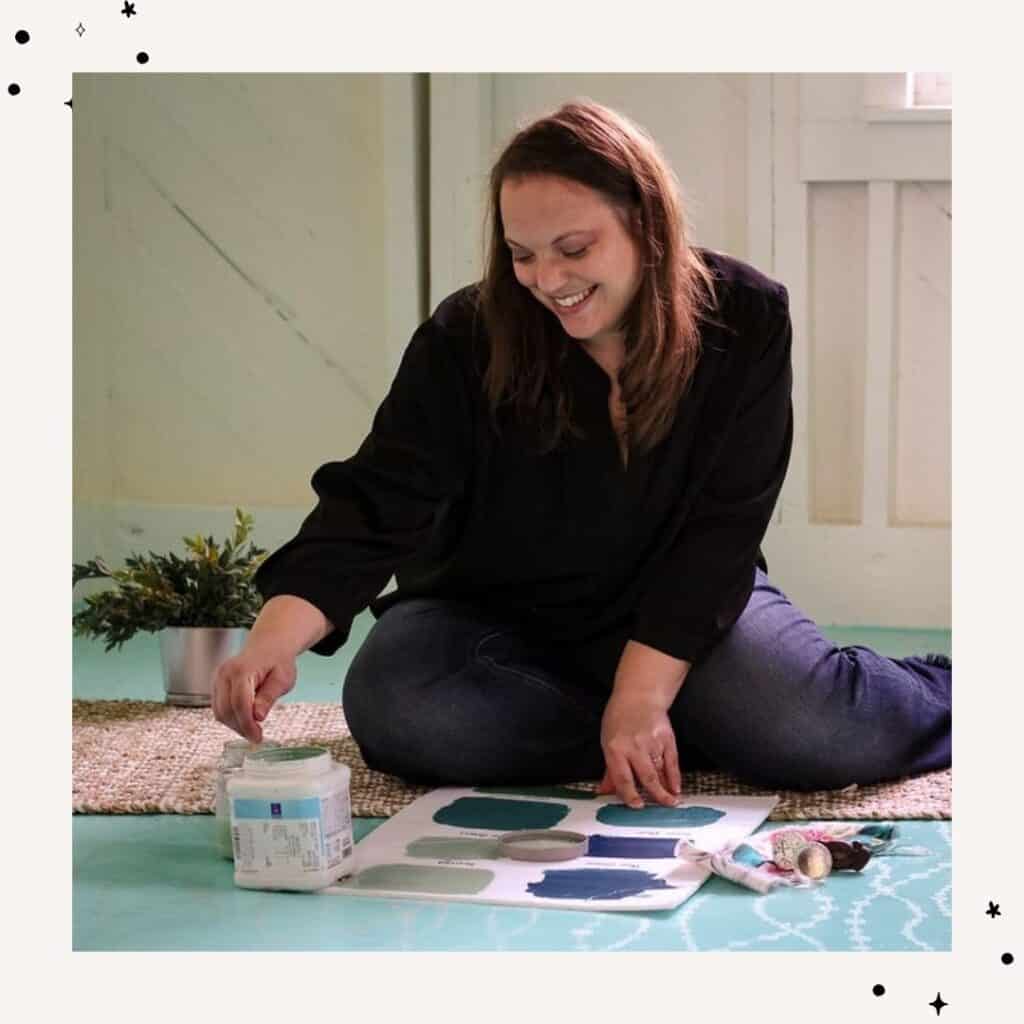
[212,645,297,743]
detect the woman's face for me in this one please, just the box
[499,174,644,353]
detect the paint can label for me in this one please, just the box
[231,793,353,879]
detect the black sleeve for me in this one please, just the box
[253,319,473,655]
[631,283,793,664]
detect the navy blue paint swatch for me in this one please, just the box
[586,834,679,858]
[595,804,726,828]
[527,868,672,900]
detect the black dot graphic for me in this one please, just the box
[136,52,149,65]
[1003,953,1015,965]
[15,29,30,44]
[8,83,21,96]
[872,984,885,997]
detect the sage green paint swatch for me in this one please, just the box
[475,785,598,801]
[354,863,494,895]
[433,796,570,830]
[406,836,501,860]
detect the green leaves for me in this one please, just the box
[72,508,268,650]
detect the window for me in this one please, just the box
[908,73,952,109]
[863,73,952,122]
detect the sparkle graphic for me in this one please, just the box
[75,23,85,38]
[987,901,1002,918]
[929,993,948,1016]
[121,2,137,17]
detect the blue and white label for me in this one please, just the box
[230,792,353,880]
[232,798,322,820]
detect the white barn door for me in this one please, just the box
[761,74,951,627]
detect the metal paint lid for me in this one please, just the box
[498,829,588,862]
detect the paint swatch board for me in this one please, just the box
[328,786,777,912]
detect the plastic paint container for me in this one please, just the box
[227,745,354,891]
[214,739,279,859]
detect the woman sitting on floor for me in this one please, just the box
[213,99,951,809]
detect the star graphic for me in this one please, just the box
[987,901,1001,918]
[122,2,137,17]
[929,993,948,1016]
[75,23,85,37]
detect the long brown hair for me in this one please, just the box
[478,99,719,455]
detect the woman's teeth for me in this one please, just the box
[554,286,596,308]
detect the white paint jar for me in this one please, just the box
[214,739,279,859]
[227,745,354,891]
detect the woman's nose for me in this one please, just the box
[534,256,569,296]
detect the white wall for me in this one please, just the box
[73,73,425,568]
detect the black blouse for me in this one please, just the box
[254,248,792,682]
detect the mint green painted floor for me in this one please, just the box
[72,615,951,951]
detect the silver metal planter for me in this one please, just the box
[159,627,247,706]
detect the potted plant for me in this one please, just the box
[73,509,267,706]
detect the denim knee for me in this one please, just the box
[340,603,463,781]
[341,601,608,785]
[675,640,940,789]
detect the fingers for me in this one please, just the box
[212,664,239,735]
[634,753,677,807]
[663,744,683,797]
[212,656,264,742]
[603,752,644,809]
[253,663,297,722]
[600,747,682,808]
[231,670,261,743]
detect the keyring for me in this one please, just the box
[498,829,588,862]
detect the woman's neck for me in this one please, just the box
[579,333,625,383]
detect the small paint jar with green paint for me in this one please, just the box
[214,739,279,859]
[227,745,354,892]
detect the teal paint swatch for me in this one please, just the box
[432,796,570,831]
[354,863,494,895]
[475,785,598,801]
[595,804,726,828]
[527,868,672,901]
[406,836,501,860]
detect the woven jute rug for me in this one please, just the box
[72,700,951,820]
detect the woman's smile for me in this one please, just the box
[550,284,598,316]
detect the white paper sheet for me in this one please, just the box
[327,786,777,912]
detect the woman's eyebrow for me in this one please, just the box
[504,230,591,249]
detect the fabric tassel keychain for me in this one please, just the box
[676,822,930,894]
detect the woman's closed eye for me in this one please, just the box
[510,247,589,263]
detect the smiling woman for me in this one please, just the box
[213,98,951,812]
[500,175,641,369]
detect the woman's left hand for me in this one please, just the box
[597,691,682,808]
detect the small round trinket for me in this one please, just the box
[796,841,833,880]
[771,829,809,870]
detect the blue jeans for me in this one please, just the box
[341,570,951,791]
